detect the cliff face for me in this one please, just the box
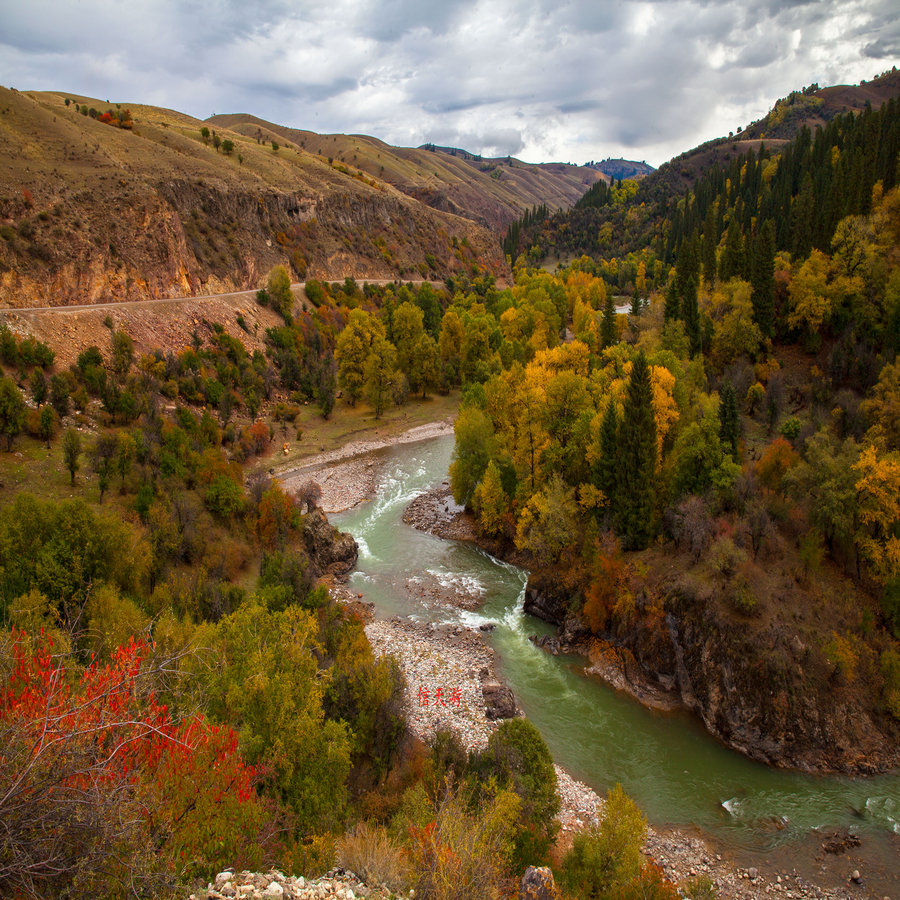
[0,87,507,308]
[524,573,900,775]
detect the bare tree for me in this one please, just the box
[295,480,322,514]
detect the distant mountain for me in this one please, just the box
[207,115,601,232]
[0,88,511,308]
[588,159,655,180]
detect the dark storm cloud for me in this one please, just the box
[0,0,896,166]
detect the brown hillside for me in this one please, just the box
[207,113,601,231]
[0,88,507,309]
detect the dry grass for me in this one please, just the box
[336,822,411,893]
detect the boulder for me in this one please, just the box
[482,680,519,720]
[519,865,559,900]
[302,508,358,579]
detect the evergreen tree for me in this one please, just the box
[718,383,739,458]
[630,291,642,318]
[682,278,701,358]
[597,400,618,511]
[615,352,657,550]
[600,292,617,349]
[701,203,718,284]
[750,220,776,338]
[719,220,744,282]
[663,279,680,322]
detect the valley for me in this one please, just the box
[1,65,900,900]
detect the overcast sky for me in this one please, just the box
[1,0,898,167]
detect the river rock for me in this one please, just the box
[302,508,359,578]
[519,866,559,900]
[523,576,570,625]
[482,679,519,719]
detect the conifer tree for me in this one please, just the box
[719,220,744,282]
[601,292,617,349]
[597,400,618,511]
[615,352,657,549]
[750,220,776,338]
[682,276,702,358]
[701,204,718,284]
[719,382,739,458]
[663,280,680,322]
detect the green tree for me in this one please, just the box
[449,406,495,506]
[600,292,617,349]
[221,138,234,155]
[719,382,739,458]
[206,600,351,828]
[364,335,399,419]
[0,377,26,451]
[111,330,134,377]
[616,352,657,549]
[719,220,744,282]
[392,301,426,378]
[38,405,55,449]
[560,784,646,900]
[410,333,440,398]
[336,309,385,406]
[663,279,680,322]
[750,219,776,338]
[29,369,46,404]
[596,400,618,511]
[91,433,117,502]
[473,459,507,536]
[514,472,580,564]
[200,125,210,144]
[62,428,81,484]
[266,265,293,320]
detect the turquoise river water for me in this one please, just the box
[332,434,899,873]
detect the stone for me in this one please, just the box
[519,865,559,900]
[851,870,861,883]
[749,867,758,880]
[482,679,519,720]
[263,882,284,897]
[216,872,235,889]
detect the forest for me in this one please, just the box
[1,81,899,900]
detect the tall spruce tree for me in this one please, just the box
[682,278,702,358]
[601,292,617,349]
[718,382,739,458]
[663,279,680,322]
[719,220,744,282]
[597,400,619,511]
[615,352,657,550]
[750,220,776,338]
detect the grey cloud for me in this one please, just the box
[0,0,895,167]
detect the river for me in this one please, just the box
[332,434,900,882]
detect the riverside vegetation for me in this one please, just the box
[2,70,900,898]
[0,270,682,899]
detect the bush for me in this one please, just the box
[560,784,645,899]
[408,787,520,900]
[709,535,747,579]
[336,822,410,893]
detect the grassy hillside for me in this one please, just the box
[207,113,601,232]
[0,88,507,308]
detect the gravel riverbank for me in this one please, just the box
[278,420,455,514]
[359,614,869,900]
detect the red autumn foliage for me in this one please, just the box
[0,630,263,896]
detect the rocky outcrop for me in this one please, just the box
[522,574,571,626]
[519,866,559,900]
[302,509,358,580]
[481,679,520,720]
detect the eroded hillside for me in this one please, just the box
[0,88,509,308]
